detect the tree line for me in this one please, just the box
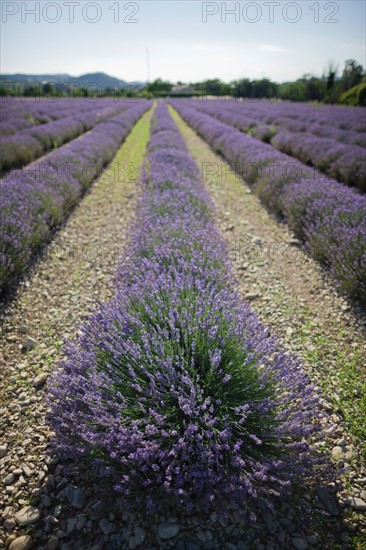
[146,60,366,106]
[1,60,365,105]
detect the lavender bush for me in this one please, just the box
[182,99,366,190]
[271,132,366,191]
[47,104,320,515]
[0,101,137,175]
[215,99,365,135]
[281,182,366,301]
[0,97,129,136]
[0,101,151,290]
[170,101,366,303]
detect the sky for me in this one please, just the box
[1,0,365,83]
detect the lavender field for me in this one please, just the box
[1,94,366,550]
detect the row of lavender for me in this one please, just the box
[0,101,152,290]
[0,100,139,175]
[182,100,366,191]
[226,99,366,139]
[0,97,128,136]
[47,103,320,515]
[193,100,366,147]
[170,101,366,303]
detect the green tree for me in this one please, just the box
[341,59,364,91]
[146,78,172,95]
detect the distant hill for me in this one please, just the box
[0,72,145,92]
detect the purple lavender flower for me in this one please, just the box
[47,104,321,515]
[178,99,366,190]
[0,99,139,175]
[170,100,366,302]
[0,101,152,289]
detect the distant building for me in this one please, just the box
[170,85,197,95]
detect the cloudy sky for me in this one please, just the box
[1,0,365,82]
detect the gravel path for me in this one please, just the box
[1,106,365,550]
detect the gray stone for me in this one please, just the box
[197,531,206,542]
[22,338,37,351]
[2,506,15,520]
[210,511,218,523]
[0,444,7,458]
[157,522,180,539]
[345,496,366,511]
[65,486,86,509]
[186,543,200,550]
[320,400,333,412]
[1,506,15,519]
[288,238,301,246]
[88,499,104,520]
[263,511,277,534]
[306,535,318,545]
[21,464,33,477]
[245,293,259,301]
[4,518,16,530]
[33,373,48,388]
[48,537,59,550]
[14,506,40,525]
[292,538,308,550]
[9,536,32,550]
[331,446,343,459]
[99,518,113,535]
[4,473,15,485]
[331,445,353,461]
[134,526,145,546]
[42,495,52,507]
[66,517,78,534]
[53,505,62,517]
[317,485,339,516]
[45,515,59,525]
[340,532,350,543]
[76,515,87,530]
[342,446,354,461]
[218,513,227,527]
[5,535,17,548]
